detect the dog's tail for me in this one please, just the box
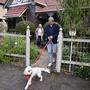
[41,68,50,73]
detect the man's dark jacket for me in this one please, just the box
[44,23,61,44]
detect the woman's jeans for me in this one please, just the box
[47,42,57,63]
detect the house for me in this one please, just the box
[4,0,62,29]
[35,0,62,25]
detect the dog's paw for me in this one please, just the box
[25,85,29,90]
[25,87,28,90]
[40,79,43,82]
[29,83,31,85]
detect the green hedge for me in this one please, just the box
[30,43,39,63]
[0,36,39,63]
[15,21,35,35]
[63,45,90,79]
[73,66,90,79]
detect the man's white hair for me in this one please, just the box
[48,17,54,21]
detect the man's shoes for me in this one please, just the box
[48,63,52,67]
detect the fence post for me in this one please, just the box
[26,26,30,66]
[69,37,73,72]
[56,28,63,72]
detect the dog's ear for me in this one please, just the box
[24,66,32,75]
[25,66,32,71]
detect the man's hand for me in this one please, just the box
[48,36,53,41]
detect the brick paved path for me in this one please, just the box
[32,50,49,68]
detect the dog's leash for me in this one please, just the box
[22,40,51,68]
[34,40,52,64]
[24,40,52,81]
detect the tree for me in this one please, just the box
[58,0,90,37]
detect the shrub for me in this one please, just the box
[63,45,90,79]
[74,66,90,79]
[63,45,70,60]
[15,21,35,35]
[0,36,25,63]
[0,36,39,63]
[0,23,4,32]
[0,20,8,33]
[30,43,39,63]
[0,49,12,63]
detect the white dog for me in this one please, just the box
[24,66,50,90]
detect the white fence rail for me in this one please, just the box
[6,53,25,58]
[56,29,90,72]
[62,60,90,67]
[0,33,25,37]
[63,38,90,43]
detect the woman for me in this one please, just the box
[35,24,44,47]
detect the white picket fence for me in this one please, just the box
[56,29,90,72]
[0,26,30,67]
[0,26,90,72]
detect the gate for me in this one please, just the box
[56,29,90,72]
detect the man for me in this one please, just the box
[44,17,62,67]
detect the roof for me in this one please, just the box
[4,0,13,7]
[0,0,7,4]
[36,5,58,13]
[5,5,27,17]
[35,0,61,13]
[35,0,47,7]
[4,0,62,18]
